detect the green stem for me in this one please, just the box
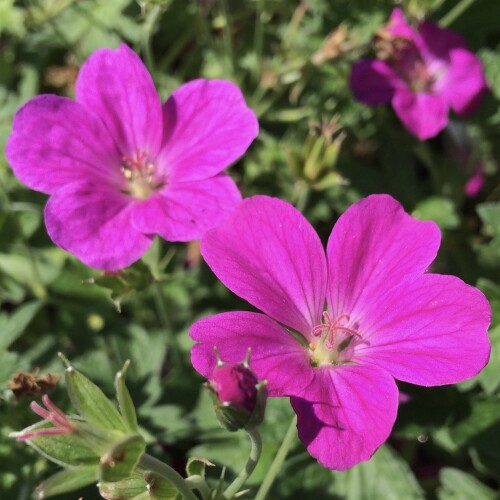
[186,475,211,500]
[253,0,265,75]
[254,415,297,500]
[141,4,163,74]
[139,453,198,500]
[153,282,172,333]
[223,428,262,499]
[220,0,234,75]
[440,0,475,27]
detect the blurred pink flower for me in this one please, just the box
[7,44,258,270]
[465,166,485,197]
[350,9,487,140]
[190,194,491,470]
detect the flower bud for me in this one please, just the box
[207,351,267,432]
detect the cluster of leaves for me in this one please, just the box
[1,0,500,498]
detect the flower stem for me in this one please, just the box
[254,415,297,500]
[440,0,475,27]
[253,0,265,75]
[153,282,184,368]
[139,453,198,500]
[223,428,262,499]
[141,4,163,75]
[220,0,235,75]
[186,474,211,500]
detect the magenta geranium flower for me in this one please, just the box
[350,8,488,140]
[6,44,258,270]
[190,194,490,470]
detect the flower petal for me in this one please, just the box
[327,194,440,320]
[76,44,163,156]
[352,274,491,386]
[350,60,398,105]
[131,173,241,242]
[159,79,258,183]
[190,311,314,397]
[201,196,327,338]
[291,364,398,470]
[419,20,467,61]
[6,95,121,195]
[387,8,417,40]
[438,49,488,117]
[45,182,153,270]
[392,89,449,140]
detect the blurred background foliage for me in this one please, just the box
[1,0,500,498]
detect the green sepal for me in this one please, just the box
[87,261,155,312]
[144,471,181,500]
[64,362,127,433]
[115,360,140,433]
[99,434,146,482]
[18,420,99,467]
[304,135,326,181]
[35,466,98,499]
[213,400,250,432]
[99,471,150,500]
[186,456,214,478]
[208,379,267,432]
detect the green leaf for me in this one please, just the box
[35,466,97,499]
[64,364,127,433]
[475,324,500,394]
[477,202,500,237]
[332,445,424,499]
[438,468,497,500]
[115,360,140,433]
[413,197,459,230]
[99,434,146,482]
[0,300,43,351]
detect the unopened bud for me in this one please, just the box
[207,350,267,432]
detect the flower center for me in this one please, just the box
[391,44,438,93]
[120,149,164,199]
[309,312,361,366]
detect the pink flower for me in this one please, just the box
[190,194,491,470]
[465,166,485,197]
[6,44,258,270]
[350,9,488,140]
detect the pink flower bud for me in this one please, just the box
[206,350,268,432]
[211,363,259,413]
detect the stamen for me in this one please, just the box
[17,396,74,441]
[120,149,163,198]
[311,312,361,351]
